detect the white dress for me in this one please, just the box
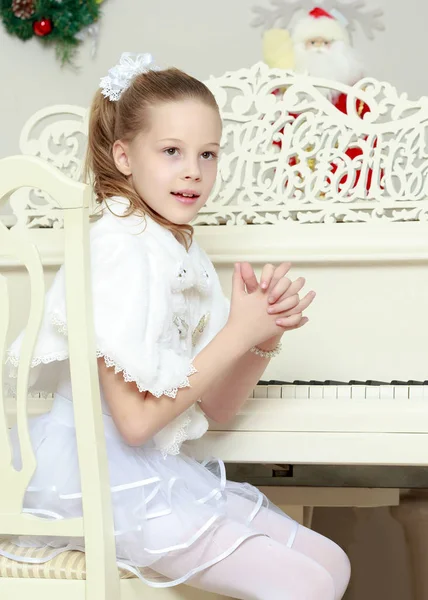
[1,197,295,587]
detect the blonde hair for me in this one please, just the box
[84,67,220,249]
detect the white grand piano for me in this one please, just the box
[3,62,428,598]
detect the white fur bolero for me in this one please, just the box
[5,197,230,456]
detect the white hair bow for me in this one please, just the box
[99,52,161,101]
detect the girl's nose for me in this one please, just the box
[184,160,201,181]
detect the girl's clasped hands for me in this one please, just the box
[228,261,316,350]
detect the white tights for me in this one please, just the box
[153,493,351,600]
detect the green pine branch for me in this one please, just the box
[0,0,101,64]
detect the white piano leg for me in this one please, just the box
[303,506,314,529]
[390,491,428,600]
[263,504,313,528]
[275,504,304,525]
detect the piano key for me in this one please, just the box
[308,386,323,399]
[337,385,352,400]
[254,385,269,399]
[295,385,310,399]
[267,385,283,398]
[322,386,338,400]
[365,386,380,400]
[365,380,388,386]
[351,386,366,400]
[281,385,296,400]
[380,386,394,400]
[324,380,348,385]
[394,386,410,400]
[409,386,425,400]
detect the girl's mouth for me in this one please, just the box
[171,192,200,205]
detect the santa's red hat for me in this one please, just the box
[290,6,350,45]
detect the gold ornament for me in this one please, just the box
[192,313,210,347]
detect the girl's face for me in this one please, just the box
[113,99,222,225]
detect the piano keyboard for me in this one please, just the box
[188,379,428,465]
[12,381,428,405]
[251,380,428,400]
[15,381,428,404]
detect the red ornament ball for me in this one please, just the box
[33,18,53,36]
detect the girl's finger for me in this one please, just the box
[297,316,309,328]
[267,276,292,304]
[275,313,302,327]
[266,262,292,294]
[280,276,306,300]
[240,262,259,294]
[271,261,291,282]
[276,291,316,317]
[260,264,275,290]
[232,262,246,297]
[267,293,299,315]
[283,316,309,331]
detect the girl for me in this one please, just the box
[3,52,350,599]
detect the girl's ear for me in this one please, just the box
[112,140,132,176]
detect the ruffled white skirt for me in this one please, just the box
[1,393,296,587]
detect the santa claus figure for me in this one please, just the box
[264,6,375,192]
[264,6,367,114]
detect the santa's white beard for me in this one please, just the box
[293,40,364,99]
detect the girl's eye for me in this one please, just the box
[165,147,179,156]
[202,151,217,160]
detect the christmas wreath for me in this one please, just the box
[0,0,104,65]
